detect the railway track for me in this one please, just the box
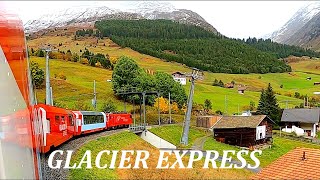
[41,128,126,180]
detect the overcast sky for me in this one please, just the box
[2,1,312,39]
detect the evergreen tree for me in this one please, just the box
[257,83,281,124]
[213,79,219,86]
[204,99,212,112]
[218,80,224,87]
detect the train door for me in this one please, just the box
[72,111,82,136]
[66,112,76,135]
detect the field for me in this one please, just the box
[69,131,253,179]
[28,32,320,114]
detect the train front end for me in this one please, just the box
[0,5,43,179]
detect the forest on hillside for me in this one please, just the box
[94,19,316,74]
[239,38,320,58]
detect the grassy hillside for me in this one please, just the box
[28,33,320,114]
[148,125,207,148]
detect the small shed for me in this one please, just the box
[225,83,234,88]
[238,85,246,94]
[212,115,274,147]
[196,115,222,128]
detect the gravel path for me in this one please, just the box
[41,129,126,180]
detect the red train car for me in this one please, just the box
[106,113,133,129]
[36,104,74,153]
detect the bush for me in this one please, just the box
[101,100,117,112]
[36,49,45,57]
[73,101,91,111]
[215,110,223,115]
[80,58,89,65]
[30,61,45,89]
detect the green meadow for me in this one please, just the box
[29,34,320,114]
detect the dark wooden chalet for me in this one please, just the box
[212,115,274,147]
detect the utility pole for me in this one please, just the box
[169,92,172,124]
[92,80,97,111]
[158,92,160,126]
[50,86,53,106]
[45,48,52,105]
[181,68,203,145]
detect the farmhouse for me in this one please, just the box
[281,108,320,137]
[225,83,234,88]
[237,85,246,94]
[172,72,186,85]
[212,115,274,147]
[252,147,320,179]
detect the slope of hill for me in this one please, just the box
[95,19,291,74]
[24,2,217,34]
[268,2,320,50]
[28,33,320,114]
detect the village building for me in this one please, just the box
[212,115,274,147]
[196,115,222,129]
[224,83,234,88]
[237,85,246,94]
[281,108,320,137]
[171,72,186,85]
[252,147,320,180]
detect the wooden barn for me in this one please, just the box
[196,115,222,128]
[212,115,274,147]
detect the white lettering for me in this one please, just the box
[77,150,92,169]
[133,150,149,169]
[118,150,134,169]
[48,150,63,169]
[156,150,172,169]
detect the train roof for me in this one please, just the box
[36,104,69,114]
[80,111,103,116]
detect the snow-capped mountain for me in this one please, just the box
[124,1,176,16]
[24,2,217,34]
[267,2,320,47]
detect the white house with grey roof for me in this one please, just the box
[281,109,320,137]
[172,72,186,85]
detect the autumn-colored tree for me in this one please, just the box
[171,102,179,113]
[154,97,169,113]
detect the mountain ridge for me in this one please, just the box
[267,2,320,50]
[24,2,218,34]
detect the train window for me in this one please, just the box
[83,115,104,125]
[55,116,60,124]
[61,116,65,122]
[69,115,74,126]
